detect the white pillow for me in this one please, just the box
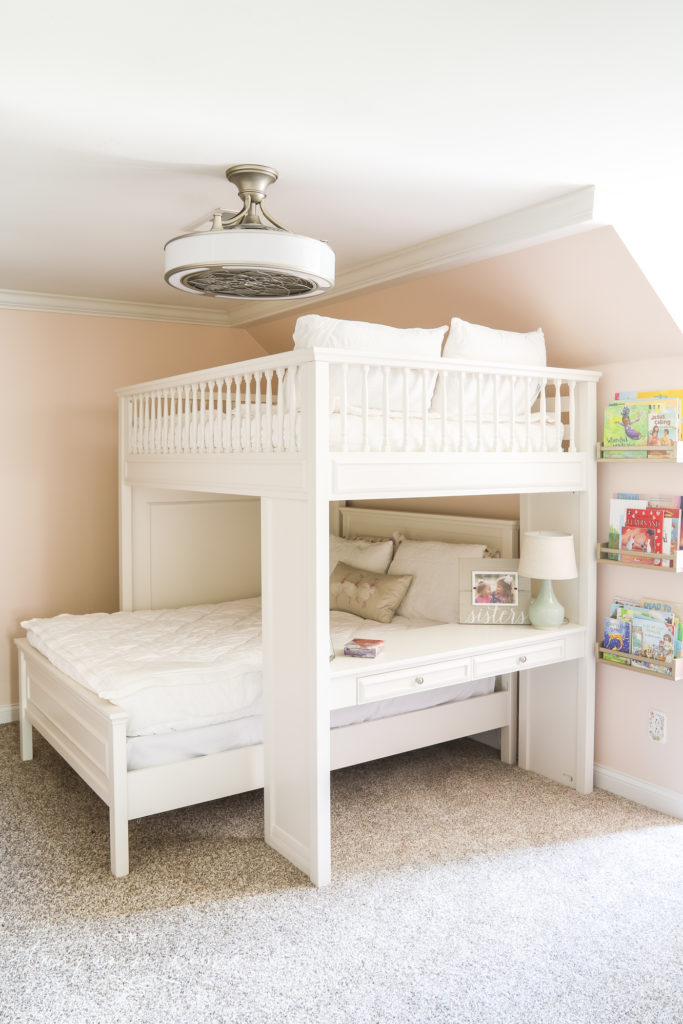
[330,535,394,575]
[293,315,447,413]
[433,317,547,419]
[388,539,487,622]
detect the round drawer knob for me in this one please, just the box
[518,655,527,664]
[415,675,424,685]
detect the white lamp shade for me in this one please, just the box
[518,531,577,581]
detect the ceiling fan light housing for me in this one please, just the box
[164,227,335,299]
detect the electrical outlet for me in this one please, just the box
[648,710,667,743]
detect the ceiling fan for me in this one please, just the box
[164,164,335,301]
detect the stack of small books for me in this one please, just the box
[343,638,385,658]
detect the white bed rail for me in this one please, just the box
[117,350,598,458]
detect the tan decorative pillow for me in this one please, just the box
[329,562,413,623]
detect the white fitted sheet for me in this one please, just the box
[22,599,454,738]
[126,675,496,771]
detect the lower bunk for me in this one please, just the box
[16,508,521,877]
[17,635,514,877]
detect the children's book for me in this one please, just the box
[647,402,679,458]
[623,507,664,564]
[343,638,385,658]
[615,390,683,440]
[630,614,675,672]
[602,617,631,664]
[602,401,649,456]
[607,494,682,562]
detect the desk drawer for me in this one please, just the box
[473,639,565,678]
[357,656,471,704]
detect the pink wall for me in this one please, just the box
[248,226,682,369]
[0,309,265,708]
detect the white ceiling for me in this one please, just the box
[1,1,681,325]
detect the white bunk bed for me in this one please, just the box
[17,333,600,886]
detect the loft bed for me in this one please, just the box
[18,317,601,885]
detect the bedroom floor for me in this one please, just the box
[1,724,681,1024]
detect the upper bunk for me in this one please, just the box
[117,347,600,502]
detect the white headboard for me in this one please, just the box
[339,507,519,558]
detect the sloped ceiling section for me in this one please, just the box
[247,226,683,368]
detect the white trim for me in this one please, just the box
[0,188,599,328]
[0,290,238,327]
[594,763,683,820]
[0,704,19,725]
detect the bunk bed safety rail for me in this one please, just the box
[123,359,301,456]
[118,350,594,457]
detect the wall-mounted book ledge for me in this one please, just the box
[597,441,683,462]
[596,544,683,572]
[595,643,683,680]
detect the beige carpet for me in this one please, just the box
[1,723,681,1023]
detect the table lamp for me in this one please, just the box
[518,531,577,629]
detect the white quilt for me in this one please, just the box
[21,599,437,738]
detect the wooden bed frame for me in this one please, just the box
[17,507,521,878]
[19,347,600,885]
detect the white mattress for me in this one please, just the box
[21,599,471,738]
[172,409,565,454]
[126,676,496,771]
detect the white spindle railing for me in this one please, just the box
[120,352,590,460]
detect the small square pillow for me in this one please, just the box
[433,317,547,420]
[330,535,394,574]
[329,562,413,623]
[388,539,487,622]
[293,314,447,413]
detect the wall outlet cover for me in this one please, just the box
[648,710,667,743]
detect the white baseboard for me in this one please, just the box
[594,763,683,820]
[0,704,19,725]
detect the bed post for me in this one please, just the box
[118,393,133,612]
[518,378,597,793]
[261,353,331,886]
[18,647,33,761]
[108,714,130,877]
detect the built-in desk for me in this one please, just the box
[329,621,590,793]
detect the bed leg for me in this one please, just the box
[499,672,518,766]
[110,805,130,878]
[18,650,33,761]
[108,716,130,877]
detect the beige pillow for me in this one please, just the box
[329,535,394,574]
[388,539,487,622]
[329,562,413,623]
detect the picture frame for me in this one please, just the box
[458,558,531,624]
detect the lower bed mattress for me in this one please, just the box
[126,676,495,770]
[21,597,496,772]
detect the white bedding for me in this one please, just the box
[126,676,496,771]
[21,599,457,738]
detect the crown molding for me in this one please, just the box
[0,187,599,329]
[231,186,599,325]
[0,290,238,326]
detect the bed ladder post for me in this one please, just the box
[261,354,331,887]
[108,715,130,877]
[17,646,33,761]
